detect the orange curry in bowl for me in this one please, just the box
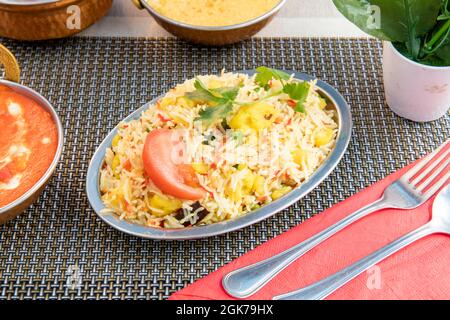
[0,84,58,208]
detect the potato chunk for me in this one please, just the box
[314,127,334,147]
[191,163,209,175]
[271,186,292,200]
[230,102,279,131]
[149,194,183,217]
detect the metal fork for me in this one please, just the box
[273,183,450,300]
[222,140,450,299]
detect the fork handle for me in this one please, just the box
[222,199,388,298]
[273,223,436,300]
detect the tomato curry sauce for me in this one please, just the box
[0,84,58,208]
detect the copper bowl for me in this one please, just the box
[0,44,64,225]
[132,0,286,46]
[0,0,112,41]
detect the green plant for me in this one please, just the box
[333,0,450,66]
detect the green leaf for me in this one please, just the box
[283,82,310,100]
[254,67,310,114]
[438,0,450,20]
[187,78,242,103]
[435,35,450,65]
[186,78,244,126]
[332,0,393,41]
[295,100,306,113]
[283,81,310,114]
[185,90,217,103]
[393,42,414,60]
[255,67,291,87]
[196,102,233,127]
[333,0,442,59]
[187,78,225,103]
[213,86,240,101]
[417,53,448,66]
[399,39,450,66]
[423,8,450,65]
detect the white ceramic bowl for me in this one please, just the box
[383,42,450,122]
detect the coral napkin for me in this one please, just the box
[170,147,450,300]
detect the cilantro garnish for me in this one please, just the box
[192,66,310,127]
[197,101,234,127]
[255,67,310,113]
[255,67,291,88]
[186,78,225,103]
[283,82,310,113]
[190,78,241,126]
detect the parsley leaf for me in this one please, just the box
[255,67,291,88]
[186,78,225,103]
[197,101,233,127]
[213,86,240,101]
[188,78,241,103]
[283,82,310,100]
[192,67,311,126]
[187,78,242,126]
[295,100,306,113]
[255,67,310,114]
[283,82,310,113]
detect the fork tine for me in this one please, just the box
[422,170,450,199]
[411,148,450,186]
[402,139,449,181]
[416,156,450,192]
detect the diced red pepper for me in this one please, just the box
[157,113,172,123]
[287,99,297,108]
[124,200,131,212]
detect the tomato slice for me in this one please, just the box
[142,128,206,200]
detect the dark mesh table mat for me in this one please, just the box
[0,37,448,300]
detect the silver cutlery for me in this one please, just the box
[223,140,450,298]
[273,183,450,300]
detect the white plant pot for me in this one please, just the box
[383,42,450,122]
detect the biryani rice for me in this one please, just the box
[99,71,338,228]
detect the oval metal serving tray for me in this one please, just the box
[86,70,352,240]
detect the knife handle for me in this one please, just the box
[273,223,435,300]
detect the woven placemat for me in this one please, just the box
[0,37,448,300]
